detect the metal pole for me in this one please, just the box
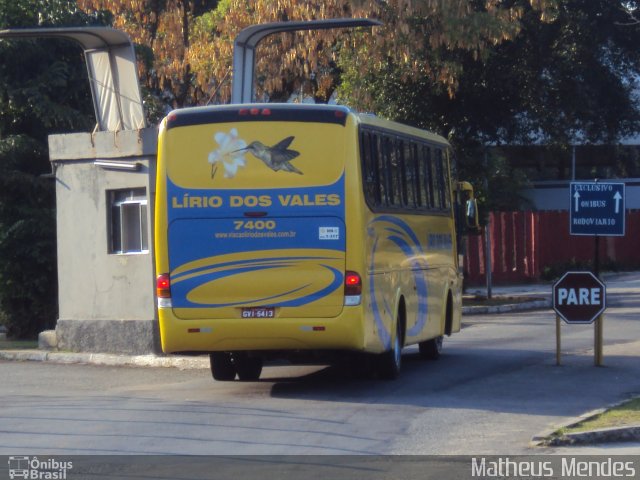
[594,235,600,278]
[556,315,562,366]
[591,177,603,367]
[231,19,381,104]
[483,151,492,299]
[485,220,492,300]
[595,314,604,366]
[593,178,600,278]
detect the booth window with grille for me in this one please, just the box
[109,188,149,254]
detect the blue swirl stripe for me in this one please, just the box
[376,215,423,249]
[171,254,344,308]
[368,215,430,343]
[368,235,391,349]
[172,256,337,282]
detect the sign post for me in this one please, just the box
[552,271,606,366]
[595,315,604,366]
[565,181,623,366]
[555,315,561,366]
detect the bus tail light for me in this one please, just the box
[157,274,172,308]
[239,108,271,116]
[344,271,362,306]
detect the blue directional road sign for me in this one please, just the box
[570,182,625,236]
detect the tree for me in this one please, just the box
[188,0,365,103]
[77,1,557,106]
[191,0,558,103]
[75,0,640,210]
[458,0,640,146]
[77,0,220,107]
[77,0,363,105]
[0,0,95,338]
[337,0,640,211]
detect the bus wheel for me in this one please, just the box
[209,352,236,381]
[419,335,443,360]
[377,320,402,380]
[233,353,263,381]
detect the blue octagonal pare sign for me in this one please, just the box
[570,182,625,236]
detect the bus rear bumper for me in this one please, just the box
[158,309,365,354]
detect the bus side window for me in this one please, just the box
[416,145,426,209]
[411,143,422,208]
[388,137,405,208]
[442,150,452,210]
[361,130,382,206]
[432,148,444,210]
[376,134,388,207]
[423,146,435,210]
[381,135,395,207]
[403,141,417,208]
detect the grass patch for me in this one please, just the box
[0,338,38,350]
[563,398,640,433]
[542,397,640,446]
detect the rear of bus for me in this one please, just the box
[155,104,364,359]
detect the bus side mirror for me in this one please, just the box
[465,198,480,234]
[456,181,481,235]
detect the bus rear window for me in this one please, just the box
[164,121,346,190]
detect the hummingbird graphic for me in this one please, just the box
[237,136,303,175]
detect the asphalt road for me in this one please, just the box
[1,273,639,456]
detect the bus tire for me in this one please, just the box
[419,335,443,360]
[233,353,263,381]
[377,319,403,380]
[209,352,236,381]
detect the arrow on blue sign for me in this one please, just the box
[614,191,622,214]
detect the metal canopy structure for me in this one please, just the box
[231,18,381,104]
[0,27,146,131]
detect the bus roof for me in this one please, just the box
[353,112,449,147]
[165,103,350,129]
[164,103,450,146]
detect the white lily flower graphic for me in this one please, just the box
[208,129,247,179]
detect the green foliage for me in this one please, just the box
[460,151,533,221]
[192,0,231,38]
[471,0,640,145]
[0,0,95,338]
[338,0,640,212]
[0,135,57,338]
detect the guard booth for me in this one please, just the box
[49,128,158,354]
[0,27,159,354]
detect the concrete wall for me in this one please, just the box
[49,128,159,354]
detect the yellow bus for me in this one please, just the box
[155,103,478,381]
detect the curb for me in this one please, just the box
[531,397,640,447]
[0,349,210,370]
[463,298,551,316]
[543,425,640,446]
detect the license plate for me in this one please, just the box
[241,307,275,319]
